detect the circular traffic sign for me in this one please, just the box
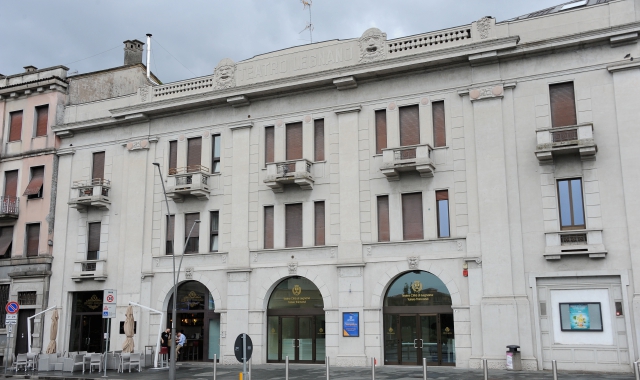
[234,334,253,363]
[106,294,115,303]
[6,301,19,314]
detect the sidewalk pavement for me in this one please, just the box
[1,362,637,380]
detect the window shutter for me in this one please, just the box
[187,137,202,170]
[0,227,13,257]
[399,105,420,147]
[88,222,101,252]
[436,190,450,238]
[169,141,178,173]
[92,152,105,181]
[375,110,387,154]
[23,167,44,196]
[26,224,40,257]
[285,203,303,248]
[550,82,577,128]
[314,201,325,246]
[185,213,200,237]
[377,196,390,242]
[9,111,23,142]
[264,206,274,249]
[314,119,325,161]
[436,190,449,201]
[265,127,275,164]
[4,171,18,198]
[166,215,175,241]
[402,193,424,240]
[432,101,446,147]
[286,122,303,160]
[35,106,49,137]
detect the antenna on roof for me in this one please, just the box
[299,0,314,44]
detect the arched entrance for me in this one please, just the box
[166,281,219,361]
[267,277,325,363]
[383,271,455,366]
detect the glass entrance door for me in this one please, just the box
[70,314,109,352]
[384,313,455,366]
[268,315,324,363]
[399,315,419,365]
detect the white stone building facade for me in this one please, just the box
[46,0,640,372]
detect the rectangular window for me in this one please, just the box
[35,105,49,137]
[377,196,390,242]
[87,222,101,260]
[558,178,585,230]
[166,215,175,255]
[265,127,275,164]
[212,135,221,173]
[18,291,36,305]
[26,223,40,257]
[375,110,387,154]
[264,206,274,249]
[436,190,450,238]
[92,152,105,181]
[314,119,325,161]
[432,101,446,147]
[168,141,178,174]
[286,122,303,160]
[402,193,423,240]
[9,111,23,142]
[0,284,9,328]
[314,201,325,246]
[4,170,18,198]
[184,213,200,253]
[550,82,577,128]
[24,166,44,199]
[210,211,219,252]
[0,226,13,258]
[399,105,420,147]
[187,137,202,172]
[285,203,303,248]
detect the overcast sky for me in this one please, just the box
[1,0,564,84]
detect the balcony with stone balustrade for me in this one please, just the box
[264,159,314,192]
[380,144,435,181]
[167,165,211,202]
[68,179,111,211]
[535,123,597,163]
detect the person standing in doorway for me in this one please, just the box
[175,331,186,361]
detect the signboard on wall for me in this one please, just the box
[559,302,603,331]
[343,312,359,337]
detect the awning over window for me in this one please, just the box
[23,167,44,196]
[0,227,14,257]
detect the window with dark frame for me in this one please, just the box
[0,284,9,328]
[187,137,202,172]
[286,122,303,161]
[375,110,387,154]
[184,213,200,253]
[433,101,446,147]
[314,119,325,162]
[0,226,13,259]
[402,193,423,240]
[9,111,23,142]
[210,211,219,252]
[92,152,105,181]
[168,141,178,174]
[264,206,274,249]
[550,82,577,128]
[377,195,390,242]
[557,178,585,230]
[87,222,101,260]
[285,203,303,248]
[265,127,275,164]
[4,170,18,199]
[436,190,450,238]
[166,215,175,255]
[314,201,325,246]
[35,105,49,137]
[399,105,420,147]
[26,223,40,257]
[212,135,221,173]
[24,166,44,199]
[18,291,36,305]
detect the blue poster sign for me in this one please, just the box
[343,312,359,337]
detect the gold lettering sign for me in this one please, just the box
[411,280,422,293]
[286,284,307,304]
[292,285,302,296]
[181,291,204,308]
[84,294,102,310]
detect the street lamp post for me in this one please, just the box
[153,163,200,380]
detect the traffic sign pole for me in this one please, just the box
[243,333,247,378]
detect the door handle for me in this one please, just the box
[419,339,424,348]
[413,339,419,348]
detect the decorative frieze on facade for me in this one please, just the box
[408,256,420,270]
[214,58,237,90]
[125,139,150,151]
[288,261,298,274]
[476,17,492,39]
[185,267,194,279]
[469,85,504,101]
[358,28,387,63]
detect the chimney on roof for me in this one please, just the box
[123,39,145,66]
[24,66,37,73]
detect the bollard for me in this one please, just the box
[635,361,640,380]
[285,356,289,380]
[213,354,217,380]
[326,356,330,380]
[423,358,427,380]
[552,359,558,380]
[483,359,488,380]
[248,358,252,380]
[372,357,375,379]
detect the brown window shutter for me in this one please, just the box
[187,137,202,170]
[314,119,325,161]
[285,203,303,248]
[26,224,40,257]
[185,213,200,237]
[4,171,18,198]
[436,190,449,201]
[432,101,446,147]
[265,127,275,164]
[9,111,23,142]
[87,222,101,253]
[377,196,390,242]
[35,105,49,137]
[23,167,44,196]
[402,193,424,240]
[264,206,274,249]
[550,82,577,128]
[375,110,387,154]
[169,141,178,173]
[0,227,13,257]
[399,105,420,147]
[92,152,105,181]
[314,201,325,246]
[286,122,303,160]
[166,215,175,241]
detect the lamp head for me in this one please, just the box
[152,162,160,166]
[195,220,201,223]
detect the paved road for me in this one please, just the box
[2,362,637,380]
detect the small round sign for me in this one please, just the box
[234,334,253,363]
[6,301,19,315]
[106,294,115,303]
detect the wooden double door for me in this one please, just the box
[384,313,455,366]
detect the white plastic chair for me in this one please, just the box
[26,353,38,371]
[125,353,141,372]
[89,353,102,373]
[118,353,130,373]
[14,354,28,372]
